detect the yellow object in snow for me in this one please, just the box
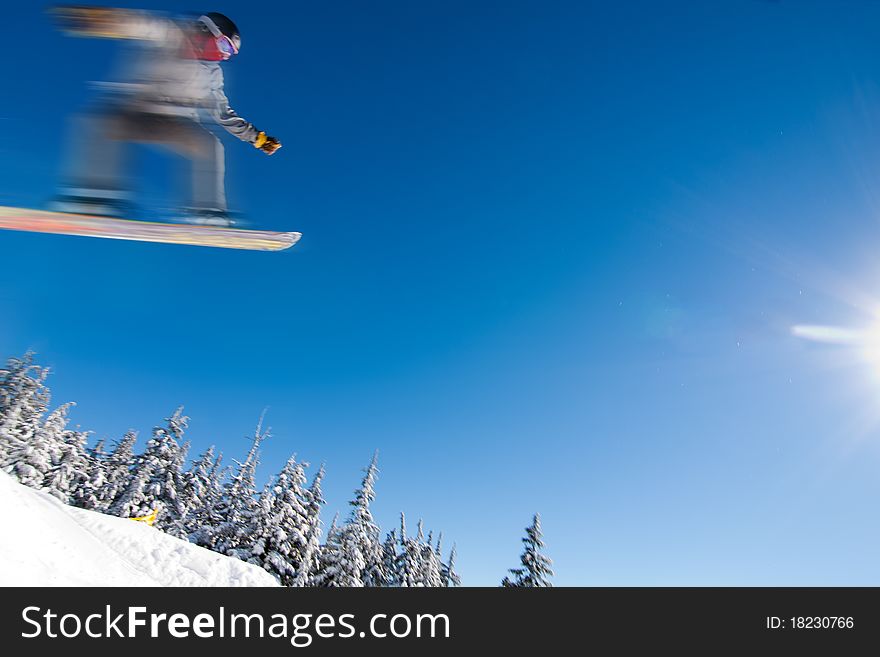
[130,508,159,526]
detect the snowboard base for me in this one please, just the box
[0,206,300,252]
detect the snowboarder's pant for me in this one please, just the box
[64,108,227,211]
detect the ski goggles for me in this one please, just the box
[199,15,240,58]
[215,35,238,58]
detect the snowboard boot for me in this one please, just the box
[49,191,132,218]
[180,208,240,228]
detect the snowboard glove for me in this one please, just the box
[254,131,282,155]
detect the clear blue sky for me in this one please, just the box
[4,0,880,585]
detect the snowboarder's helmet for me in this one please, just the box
[198,12,241,57]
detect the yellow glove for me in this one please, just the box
[254,131,282,155]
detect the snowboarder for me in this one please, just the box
[50,6,282,226]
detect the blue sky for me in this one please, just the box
[5,0,880,585]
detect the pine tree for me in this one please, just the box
[202,417,268,558]
[42,404,91,503]
[310,512,341,586]
[397,516,443,587]
[312,452,383,587]
[181,446,216,516]
[292,464,326,587]
[381,528,401,587]
[74,437,108,510]
[419,523,444,587]
[161,436,191,538]
[180,446,225,538]
[249,455,314,585]
[0,353,52,479]
[198,451,228,537]
[501,513,554,587]
[396,513,419,587]
[109,408,189,531]
[5,398,62,489]
[0,352,47,419]
[442,544,461,587]
[100,431,138,512]
[418,544,443,587]
[351,452,385,586]
[413,520,443,587]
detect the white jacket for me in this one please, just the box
[100,11,260,144]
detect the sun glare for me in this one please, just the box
[792,320,880,382]
[858,322,880,374]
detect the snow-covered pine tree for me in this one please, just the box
[0,352,30,415]
[161,437,192,538]
[109,408,189,532]
[350,452,385,586]
[442,544,461,587]
[0,352,46,419]
[72,436,108,510]
[99,431,138,512]
[501,513,554,587]
[109,464,147,514]
[5,400,61,490]
[201,417,268,558]
[181,445,216,513]
[418,544,443,587]
[292,464,326,587]
[310,512,343,586]
[311,452,384,587]
[0,353,51,479]
[432,532,461,588]
[201,451,229,535]
[396,516,443,587]
[249,455,314,585]
[414,520,442,587]
[42,404,91,503]
[381,528,401,587]
[396,513,418,587]
[180,446,225,538]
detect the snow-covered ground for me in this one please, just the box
[0,472,278,587]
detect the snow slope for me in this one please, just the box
[0,472,278,587]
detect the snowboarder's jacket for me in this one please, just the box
[62,8,261,145]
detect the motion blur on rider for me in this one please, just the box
[51,6,282,226]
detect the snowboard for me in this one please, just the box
[0,206,300,252]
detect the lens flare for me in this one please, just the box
[792,321,880,382]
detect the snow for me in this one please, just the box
[0,471,279,587]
